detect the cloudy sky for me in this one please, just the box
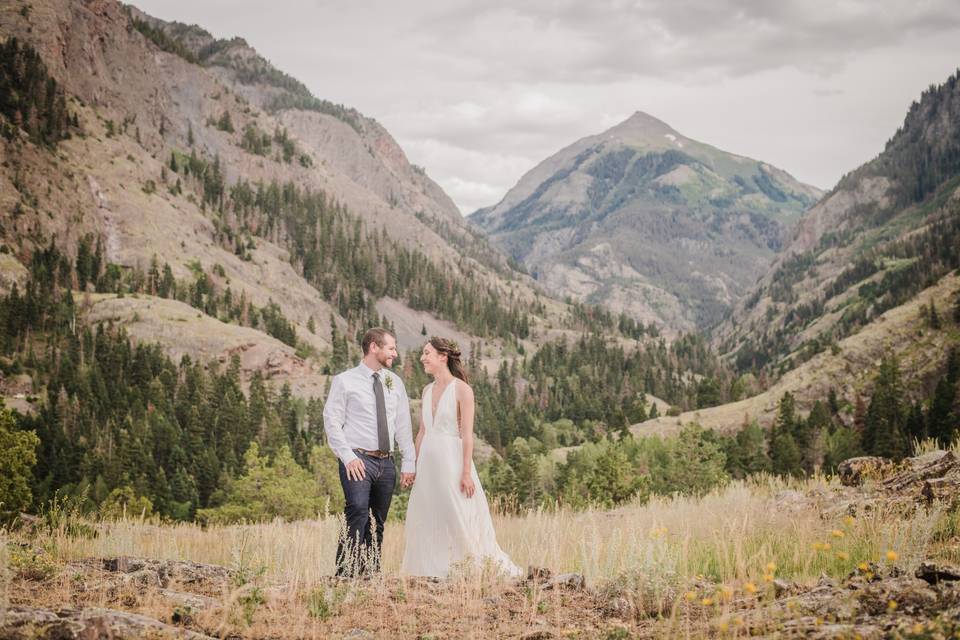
[135,0,960,213]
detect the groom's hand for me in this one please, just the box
[345,459,366,482]
[400,472,415,488]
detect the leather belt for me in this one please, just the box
[355,448,391,459]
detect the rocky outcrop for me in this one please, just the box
[0,606,217,640]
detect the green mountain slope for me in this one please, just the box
[716,69,960,377]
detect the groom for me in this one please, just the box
[323,327,416,576]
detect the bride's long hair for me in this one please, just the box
[428,336,468,383]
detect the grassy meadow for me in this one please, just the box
[5,464,956,638]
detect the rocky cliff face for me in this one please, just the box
[471,111,822,333]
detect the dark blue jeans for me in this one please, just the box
[335,452,396,576]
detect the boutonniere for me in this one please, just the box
[384,374,395,392]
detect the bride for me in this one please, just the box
[401,337,522,578]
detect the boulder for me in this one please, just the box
[837,457,890,486]
[0,606,216,639]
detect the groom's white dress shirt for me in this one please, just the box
[323,362,417,474]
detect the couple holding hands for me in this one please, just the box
[323,328,521,578]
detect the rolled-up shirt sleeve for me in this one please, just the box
[394,378,417,474]
[323,375,358,466]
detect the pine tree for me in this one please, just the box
[928,376,957,446]
[863,356,909,460]
[930,300,942,329]
[905,401,926,444]
[216,110,234,133]
[726,419,770,479]
[0,406,40,522]
[769,393,803,476]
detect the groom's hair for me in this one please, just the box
[361,327,395,354]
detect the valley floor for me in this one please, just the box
[5,452,960,638]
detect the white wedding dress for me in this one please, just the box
[401,380,522,578]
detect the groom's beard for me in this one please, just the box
[376,352,394,368]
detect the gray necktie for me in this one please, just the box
[372,372,390,453]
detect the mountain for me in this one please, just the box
[715,69,960,376]
[471,111,823,332]
[638,271,959,437]
[0,0,547,402]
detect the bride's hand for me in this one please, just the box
[460,474,475,498]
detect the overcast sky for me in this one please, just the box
[134,1,960,214]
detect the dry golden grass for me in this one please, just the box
[5,472,954,638]
[45,475,940,586]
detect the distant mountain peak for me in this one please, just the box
[614,110,676,133]
[471,112,823,331]
[600,110,684,150]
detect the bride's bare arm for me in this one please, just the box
[415,386,427,459]
[458,381,476,498]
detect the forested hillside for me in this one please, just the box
[717,69,960,379]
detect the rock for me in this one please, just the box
[544,573,586,591]
[773,490,808,510]
[772,578,794,598]
[915,561,960,585]
[342,630,374,640]
[91,556,232,589]
[884,450,957,493]
[122,568,162,588]
[602,595,634,619]
[527,566,552,582]
[856,576,939,615]
[0,606,216,639]
[14,513,42,532]
[158,588,222,611]
[838,456,890,486]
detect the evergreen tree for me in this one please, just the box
[216,110,234,133]
[905,401,927,444]
[823,424,862,472]
[928,376,957,446]
[0,405,40,522]
[769,393,803,476]
[696,377,721,409]
[863,356,909,460]
[930,300,942,329]
[725,419,770,479]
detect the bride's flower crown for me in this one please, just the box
[431,337,461,358]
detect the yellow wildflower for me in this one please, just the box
[832,529,845,538]
[684,591,696,602]
[765,562,777,573]
[743,582,758,594]
[763,573,774,583]
[887,599,897,611]
[857,562,870,572]
[701,597,713,606]
[836,551,850,561]
[885,550,898,562]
